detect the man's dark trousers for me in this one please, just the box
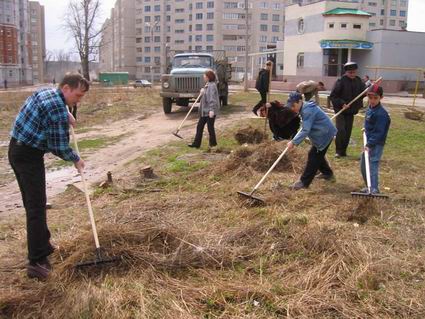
[335,113,354,156]
[193,116,217,147]
[300,142,333,187]
[8,138,53,263]
[252,91,267,114]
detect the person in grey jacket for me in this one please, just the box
[286,92,338,190]
[188,70,220,148]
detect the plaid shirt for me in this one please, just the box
[10,88,79,162]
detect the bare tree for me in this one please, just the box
[63,0,104,81]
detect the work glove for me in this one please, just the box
[209,110,215,118]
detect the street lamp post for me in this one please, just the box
[145,20,159,84]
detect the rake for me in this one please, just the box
[69,125,121,268]
[172,84,207,139]
[351,131,388,200]
[237,145,290,205]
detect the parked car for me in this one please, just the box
[133,79,152,88]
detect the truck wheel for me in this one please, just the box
[221,95,228,106]
[163,98,172,114]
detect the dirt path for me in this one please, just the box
[0,107,252,216]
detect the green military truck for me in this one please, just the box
[160,50,232,114]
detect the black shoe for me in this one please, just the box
[252,108,258,116]
[188,144,200,148]
[27,259,51,280]
[316,173,335,181]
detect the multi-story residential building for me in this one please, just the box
[134,0,287,81]
[99,18,113,72]
[1,0,33,86]
[29,1,45,84]
[100,0,287,81]
[286,0,408,30]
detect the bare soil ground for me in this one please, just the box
[0,89,424,318]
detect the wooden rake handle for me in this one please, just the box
[70,125,101,249]
[175,84,208,132]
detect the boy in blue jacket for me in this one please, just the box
[359,84,391,194]
[286,92,337,190]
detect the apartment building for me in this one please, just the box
[29,1,45,84]
[287,0,408,30]
[99,18,113,72]
[0,0,34,86]
[100,0,287,81]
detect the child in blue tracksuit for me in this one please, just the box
[360,84,391,194]
[286,92,337,190]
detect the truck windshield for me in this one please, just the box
[173,56,212,68]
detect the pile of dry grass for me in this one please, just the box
[224,141,304,173]
[234,126,266,144]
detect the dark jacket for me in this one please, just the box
[255,69,270,93]
[268,102,300,140]
[330,75,366,115]
[292,100,337,151]
[365,103,391,147]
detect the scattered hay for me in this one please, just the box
[346,199,379,224]
[234,126,266,144]
[224,141,304,173]
[404,108,424,121]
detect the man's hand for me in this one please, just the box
[68,111,76,127]
[200,88,206,95]
[74,159,85,173]
[364,146,369,152]
[287,141,295,150]
[342,104,350,110]
[209,110,214,118]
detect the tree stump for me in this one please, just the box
[141,166,156,179]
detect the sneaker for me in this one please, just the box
[316,173,335,181]
[27,259,51,280]
[290,180,307,190]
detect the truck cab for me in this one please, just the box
[160,51,231,114]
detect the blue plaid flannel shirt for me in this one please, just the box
[10,88,79,162]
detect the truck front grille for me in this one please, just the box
[175,77,201,92]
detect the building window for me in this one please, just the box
[399,20,406,28]
[155,46,161,52]
[154,36,160,42]
[175,8,184,13]
[136,38,142,43]
[390,10,397,16]
[400,0,407,7]
[297,53,304,68]
[154,5,160,11]
[144,47,151,52]
[328,23,334,28]
[195,35,202,41]
[368,2,377,6]
[207,24,214,31]
[272,25,279,32]
[259,2,268,9]
[260,24,268,31]
[144,37,150,43]
[176,19,184,23]
[260,35,267,42]
[224,2,238,9]
[195,46,202,51]
[144,5,151,12]
[381,9,385,15]
[136,57,142,62]
[391,0,397,5]
[207,12,214,19]
[144,57,151,63]
[196,13,203,19]
[370,22,376,28]
[144,67,150,73]
[145,16,151,22]
[298,18,305,34]
[380,19,384,25]
[196,2,203,9]
[195,24,202,31]
[400,10,406,17]
[353,24,362,29]
[340,23,347,29]
[207,1,214,8]
[206,45,213,51]
[272,14,280,22]
[271,36,279,43]
[206,35,214,41]
[389,19,396,26]
[261,13,268,20]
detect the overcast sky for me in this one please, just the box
[39,0,425,54]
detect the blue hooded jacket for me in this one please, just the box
[292,101,337,150]
[365,103,391,147]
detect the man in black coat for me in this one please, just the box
[330,62,366,157]
[252,61,272,116]
[266,100,300,140]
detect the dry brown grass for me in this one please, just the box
[1,99,425,318]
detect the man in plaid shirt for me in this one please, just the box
[8,73,89,280]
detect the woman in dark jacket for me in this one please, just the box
[188,70,220,148]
